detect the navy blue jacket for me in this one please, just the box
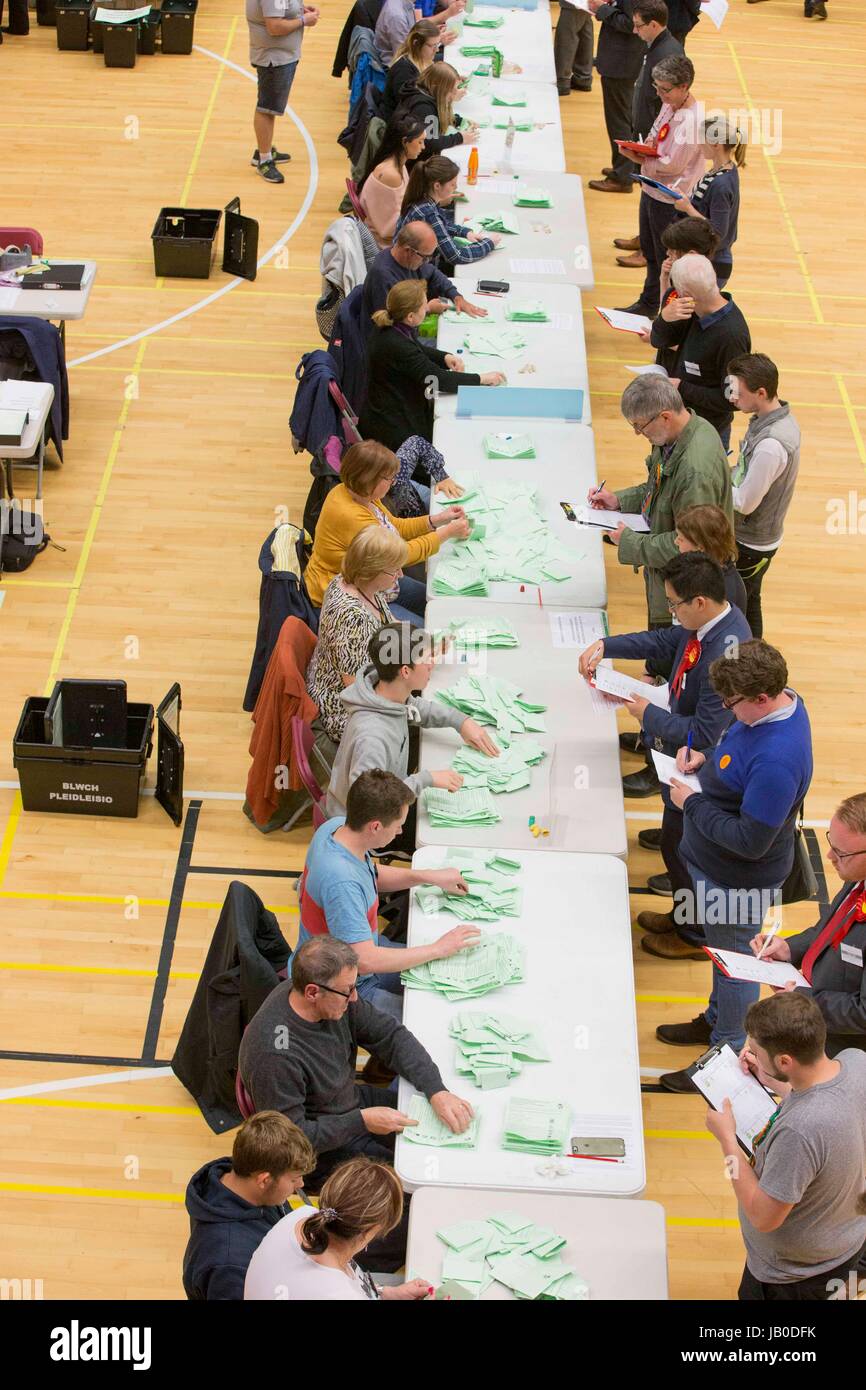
[182,1158,290,1300]
[0,316,69,461]
[289,350,342,459]
[682,165,740,268]
[788,881,866,1052]
[604,604,751,804]
[328,285,369,420]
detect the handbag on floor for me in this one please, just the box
[779,803,819,905]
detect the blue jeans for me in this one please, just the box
[681,862,782,1050]
[355,935,404,1020]
[388,572,427,626]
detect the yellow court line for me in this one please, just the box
[0,796,22,893]
[645,1130,713,1141]
[179,18,238,209]
[0,578,76,589]
[75,366,298,382]
[667,1217,740,1229]
[0,1098,199,1115]
[0,889,298,911]
[727,41,823,326]
[636,994,708,1005]
[836,375,866,470]
[83,284,317,298]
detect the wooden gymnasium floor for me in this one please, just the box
[1,0,865,1302]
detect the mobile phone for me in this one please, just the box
[560,501,577,522]
[476,279,509,294]
[570,1136,626,1158]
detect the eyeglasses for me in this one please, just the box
[666,596,690,613]
[654,84,674,96]
[721,695,746,710]
[631,411,663,434]
[826,832,866,861]
[312,980,358,1001]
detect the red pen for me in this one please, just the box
[537,587,542,608]
[566,1152,620,1163]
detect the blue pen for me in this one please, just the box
[686,730,693,764]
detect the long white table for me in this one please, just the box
[429,417,606,609]
[406,1188,669,1299]
[453,3,556,88]
[0,380,54,500]
[433,281,589,421]
[395,846,644,1194]
[447,113,565,176]
[452,173,594,289]
[455,78,562,131]
[0,259,97,329]
[416,599,627,856]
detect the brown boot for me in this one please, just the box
[616,251,647,268]
[613,234,641,251]
[588,177,633,194]
[640,933,706,961]
[636,909,677,934]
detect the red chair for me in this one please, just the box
[328,380,363,446]
[0,227,44,256]
[291,716,327,830]
[344,178,366,223]
[235,1067,255,1121]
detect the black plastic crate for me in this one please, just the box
[138,8,161,52]
[37,0,58,24]
[55,0,89,49]
[151,206,222,279]
[13,696,154,819]
[160,0,197,54]
[103,18,138,65]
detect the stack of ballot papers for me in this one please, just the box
[414,851,522,921]
[423,785,501,827]
[505,300,549,322]
[460,43,501,56]
[402,1094,480,1148]
[439,474,574,585]
[466,211,520,235]
[491,90,528,107]
[433,1214,589,1300]
[513,187,552,207]
[431,555,489,597]
[464,11,504,24]
[451,1011,550,1089]
[492,118,534,130]
[463,326,527,359]
[451,740,546,793]
[436,616,519,648]
[401,931,525,1000]
[482,432,535,459]
[502,1096,572,1155]
[436,672,547,737]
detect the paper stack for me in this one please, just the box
[436,672,547,737]
[463,326,527,359]
[437,616,519,648]
[423,785,501,827]
[482,432,535,458]
[466,211,520,234]
[451,1011,550,1089]
[433,1213,589,1300]
[505,300,550,322]
[415,854,522,921]
[401,931,525,1000]
[431,555,489,597]
[451,740,546,793]
[502,1096,572,1155]
[512,187,552,207]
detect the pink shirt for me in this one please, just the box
[360,164,409,249]
[641,98,704,203]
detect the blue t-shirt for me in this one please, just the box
[297,817,379,977]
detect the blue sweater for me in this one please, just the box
[680,694,813,889]
[603,605,751,806]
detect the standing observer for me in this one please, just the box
[247,0,319,184]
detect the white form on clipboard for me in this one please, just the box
[689,1044,779,1155]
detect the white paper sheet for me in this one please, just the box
[594,668,671,711]
[626,363,668,377]
[706,948,809,990]
[690,1044,778,1154]
[700,0,728,30]
[510,257,567,275]
[595,306,653,335]
[574,506,650,533]
[549,611,605,650]
[650,749,702,791]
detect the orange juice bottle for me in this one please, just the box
[467,146,479,185]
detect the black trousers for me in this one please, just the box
[638,194,680,315]
[739,1249,863,1302]
[554,6,594,89]
[601,75,637,185]
[303,1084,411,1273]
[0,0,30,32]
[735,541,777,639]
[660,803,697,927]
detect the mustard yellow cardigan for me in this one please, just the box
[304,485,441,606]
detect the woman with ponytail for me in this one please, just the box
[380,19,441,122]
[359,112,427,249]
[244,1157,432,1299]
[673,116,747,288]
[398,62,480,160]
[396,155,501,268]
[360,278,504,451]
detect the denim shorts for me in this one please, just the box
[255,60,298,116]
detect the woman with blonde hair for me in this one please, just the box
[673,115,746,288]
[675,503,748,616]
[360,278,504,453]
[244,1157,430,1298]
[399,61,479,159]
[304,436,473,622]
[306,527,408,743]
[380,19,441,122]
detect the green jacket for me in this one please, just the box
[616,412,733,623]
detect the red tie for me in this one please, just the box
[800,881,866,984]
[671,636,701,698]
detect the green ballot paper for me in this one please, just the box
[505,300,550,323]
[402,931,525,1001]
[463,326,527,359]
[437,616,519,648]
[428,1214,591,1301]
[491,90,528,107]
[502,1096,572,1155]
[482,432,535,459]
[466,210,520,234]
[402,1094,480,1148]
[431,556,489,597]
[513,187,553,207]
[464,11,503,24]
[422,785,501,827]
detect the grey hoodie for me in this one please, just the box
[325,662,465,817]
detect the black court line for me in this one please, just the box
[0,1050,173,1068]
[188,865,300,879]
[141,799,201,1063]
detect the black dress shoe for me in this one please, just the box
[656,1016,712,1046]
[619,731,643,753]
[648,872,672,896]
[571,80,592,91]
[622,766,662,798]
[659,1067,701,1094]
[638,827,662,850]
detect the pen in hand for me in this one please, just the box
[756,919,781,961]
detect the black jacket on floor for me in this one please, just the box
[182,1158,292,1300]
[171,882,292,1133]
[593,0,643,81]
[359,325,481,450]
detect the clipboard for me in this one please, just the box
[687,1043,779,1156]
[615,139,658,157]
[630,174,681,201]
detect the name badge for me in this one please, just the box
[841,943,864,968]
[684,360,701,376]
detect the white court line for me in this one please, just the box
[0,1067,173,1101]
[67,48,319,369]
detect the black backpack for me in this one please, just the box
[0,501,53,574]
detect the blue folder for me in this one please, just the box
[456,386,584,421]
[630,173,680,201]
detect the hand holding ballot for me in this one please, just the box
[578,639,605,679]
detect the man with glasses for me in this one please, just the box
[299,769,480,1019]
[749,794,866,1057]
[361,221,487,330]
[588,376,732,631]
[653,639,813,1092]
[239,932,473,1197]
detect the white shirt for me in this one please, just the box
[731,435,789,549]
[752,689,799,727]
[244,1207,373,1301]
[696,602,731,643]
